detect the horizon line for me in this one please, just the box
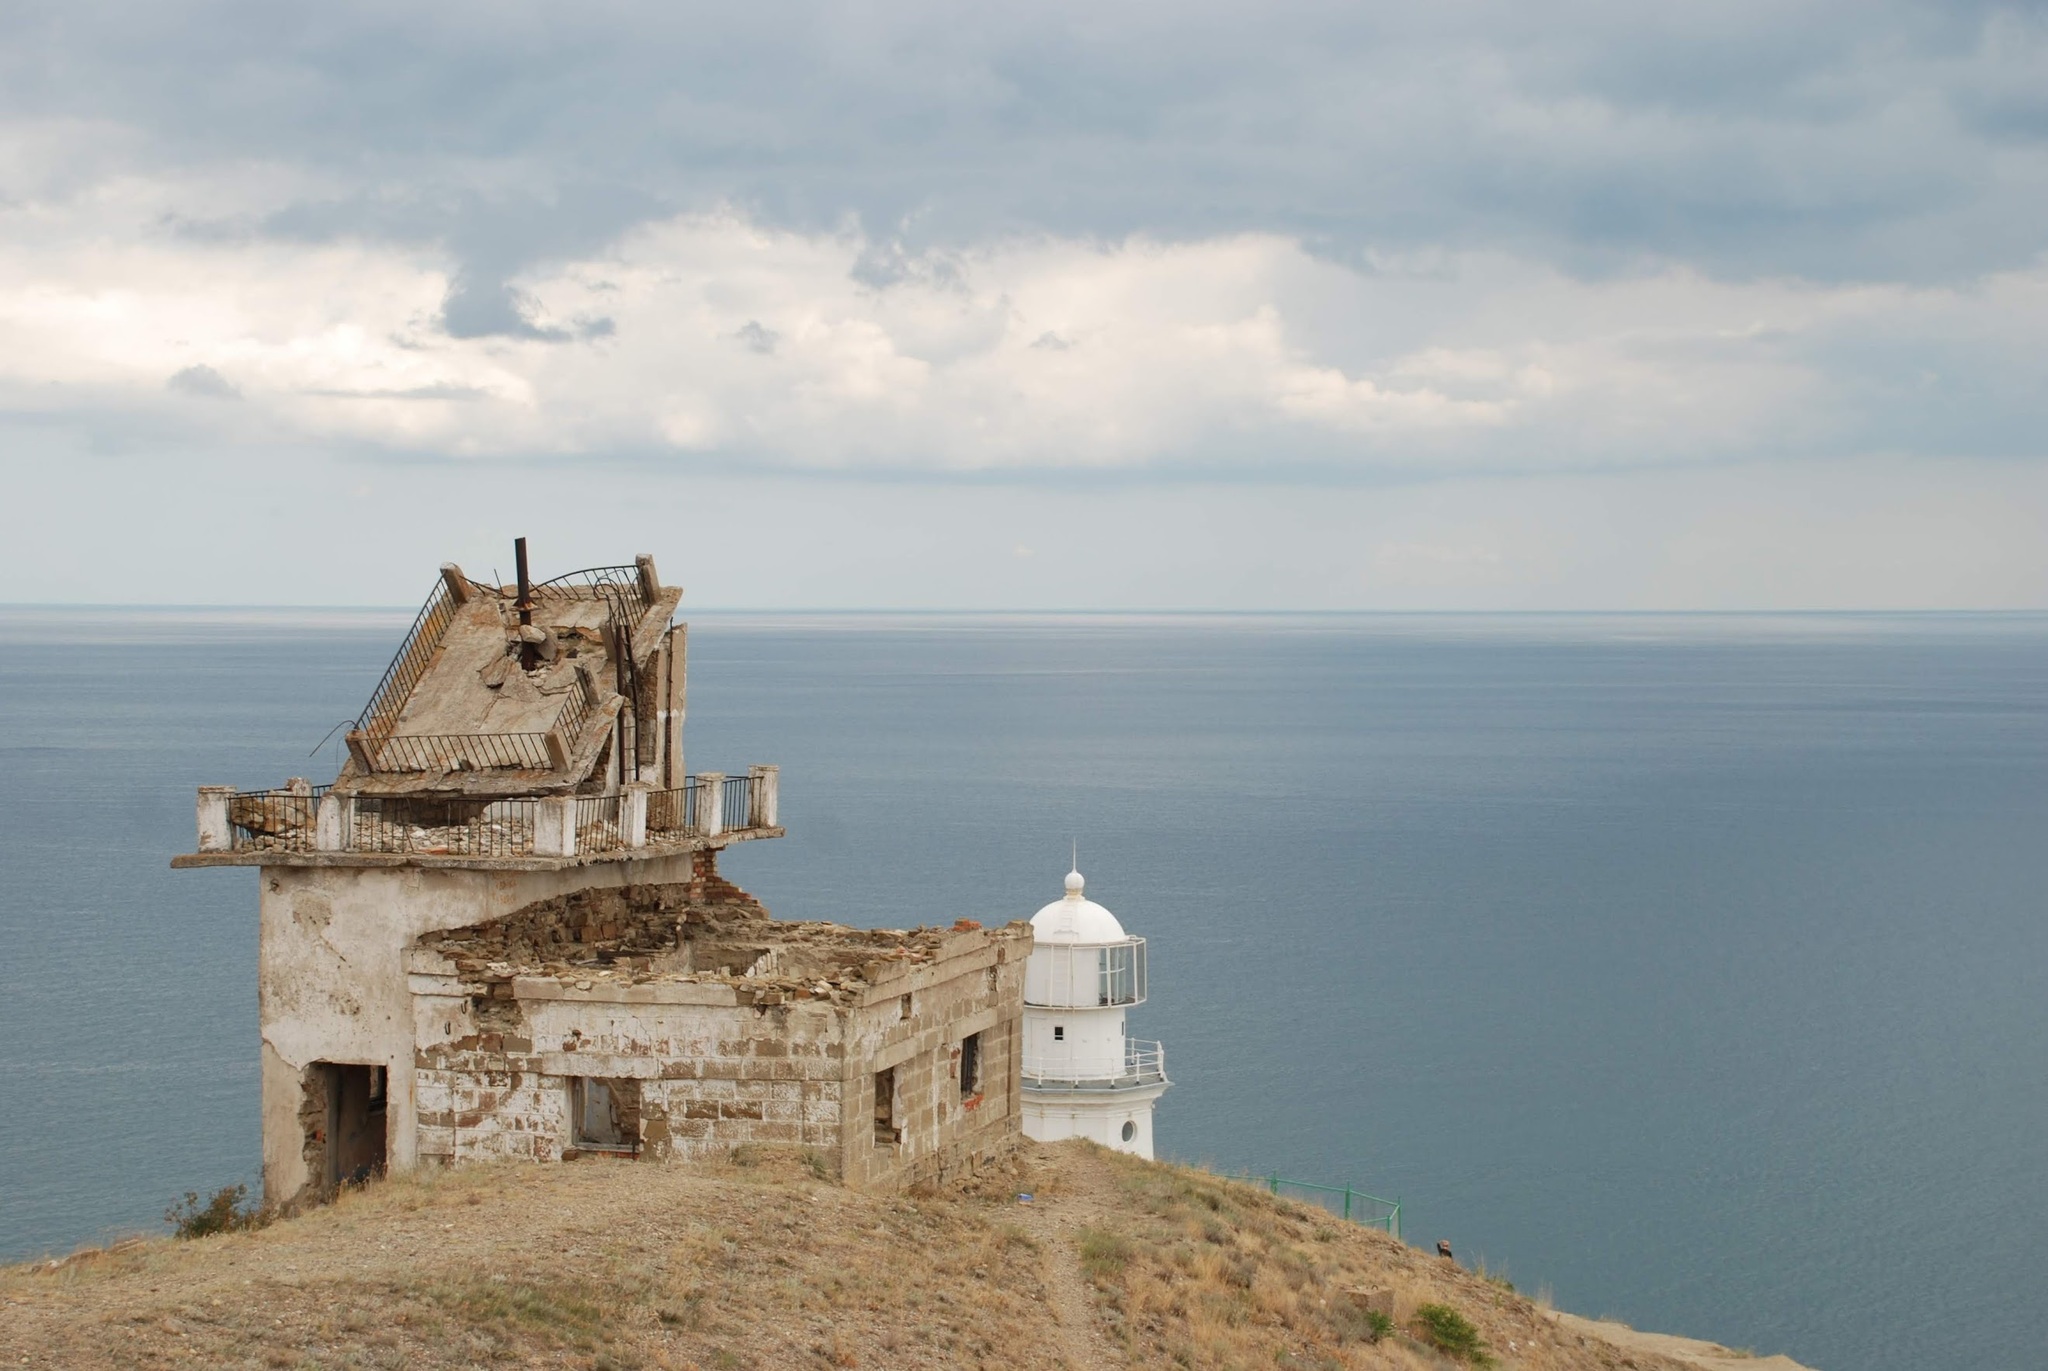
[3,603,2045,617]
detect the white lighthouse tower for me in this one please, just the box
[1020,868,1169,1158]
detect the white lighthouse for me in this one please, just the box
[1020,868,1169,1158]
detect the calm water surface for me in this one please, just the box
[2,608,2044,1371]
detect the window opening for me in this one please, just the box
[873,1067,898,1145]
[571,1077,640,1153]
[899,994,914,1020]
[1053,1025,1064,1041]
[1121,1120,1137,1143]
[1100,943,1143,1005]
[959,1032,981,1099]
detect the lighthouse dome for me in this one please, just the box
[1030,869,1128,945]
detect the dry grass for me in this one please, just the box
[0,1148,1060,1370]
[1066,1146,1719,1371]
[0,1143,1797,1371]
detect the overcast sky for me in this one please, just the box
[3,1,2045,608]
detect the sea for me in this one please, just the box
[2,607,2044,1371]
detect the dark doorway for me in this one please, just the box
[571,1077,641,1153]
[326,1063,388,1187]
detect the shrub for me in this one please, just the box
[1413,1303,1492,1365]
[165,1184,269,1239]
[1077,1228,1134,1281]
[1318,1298,1394,1345]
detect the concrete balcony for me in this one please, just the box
[173,766,781,871]
[1021,1039,1168,1092]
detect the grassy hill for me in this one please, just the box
[0,1142,1810,1370]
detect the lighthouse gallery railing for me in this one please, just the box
[1022,1039,1166,1089]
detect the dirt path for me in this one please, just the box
[1011,1144,1123,1371]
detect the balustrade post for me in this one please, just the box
[314,793,348,852]
[748,764,779,828]
[696,772,725,838]
[621,782,651,848]
[534,795,577,857]
[196,786,234,852]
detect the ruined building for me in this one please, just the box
[176,546,1029,1205]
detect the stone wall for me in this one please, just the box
[410,990,849,1165]
[405,904,1031,1190]
[257,848,733,1206]
[841,934,1025,1191]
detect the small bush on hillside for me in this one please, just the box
[1318,1298,1395,1345]
[165,1184,269,1239]
[1077,1228,1133,1281]
[1413,1303,1492,1365]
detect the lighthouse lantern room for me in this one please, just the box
[1020,868,1170,1158]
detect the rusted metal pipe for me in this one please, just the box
[514,536,538,668]
[514,537,533,626]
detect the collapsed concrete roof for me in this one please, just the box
[339,549,682,799]
[412,873,1030,1010]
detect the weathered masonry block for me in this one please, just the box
[408,876,1029,1192]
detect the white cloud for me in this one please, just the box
[1,2,2043,609]
[5,188,2043,476]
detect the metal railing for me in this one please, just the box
[354,576,463,744]
[348,796,540,857]
[642,775,751,839]
[646,781,698,838]
[349,568,646,778]
[528,565,651,620]
[361,670,595,775]
[1240,1174,1401,1239]
[1022,1039,1167,1090]
[721,773,752,831]
[215,768,767,860]
[530,567,647,780]
[361,732,554,773]
[550,669,600,753]
[227,786,329,853]
[573,793,622,851]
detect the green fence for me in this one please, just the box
[1241,1174,1401,1240]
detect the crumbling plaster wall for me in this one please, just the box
[409,984,847,1164]
[256,850,708,1206]
[406,924,1029,1190]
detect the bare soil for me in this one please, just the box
[0,1142,1812,1370]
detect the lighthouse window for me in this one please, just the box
[1053,1026,1064,1041]
[1101,943,1144,1005]
[959,1032,981,1099]
[1121,1120,1137,1143]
